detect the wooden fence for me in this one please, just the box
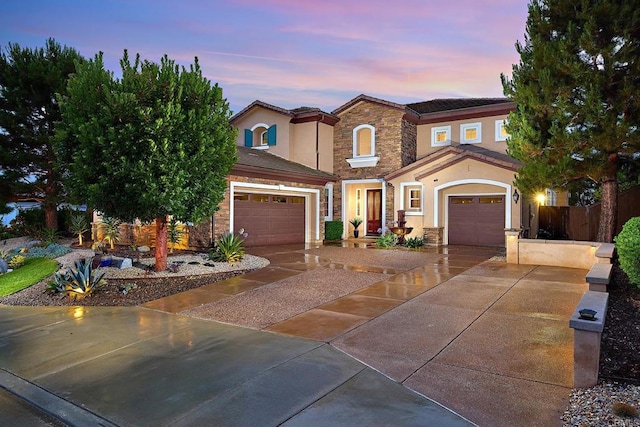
[538,186,640,241]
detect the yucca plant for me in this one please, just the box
[69,213,90,246]
[100,216,122,250]
[209,230,246,263]
[167,218,185,254]
[52,258,107,300]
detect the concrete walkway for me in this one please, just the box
[0,243,587,426]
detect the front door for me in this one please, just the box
[366,189,382,235]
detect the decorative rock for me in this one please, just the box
[137,245,150,253]
[117,258,133,269]
[0,258,7,274]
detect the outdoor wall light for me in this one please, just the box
[535,193,546,205]
[512,189,520,204]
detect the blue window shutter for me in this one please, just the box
[244,129,252,147]
[267,125,277,146]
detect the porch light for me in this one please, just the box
[535,193,546,205]
[512,189,520,204]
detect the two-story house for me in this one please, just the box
[225,94,523,247]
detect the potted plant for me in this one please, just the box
[349,217,363,238]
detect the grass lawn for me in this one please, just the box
[0,258,59,297]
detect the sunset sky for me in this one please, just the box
[0,0,529,114]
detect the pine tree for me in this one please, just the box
[57,51,237,271]
[502,0,640,242]
[0,38,82,230]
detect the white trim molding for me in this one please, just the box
[399,181,424,216]
[433,179,512,239]
[431,125,451,147]
[341,178,386,238]
[346,156,380,168]
[230,181,321,242]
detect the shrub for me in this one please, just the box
[376,232,397,248]
[48,258,107,300]
[405,236,424,249]
[615,217,640,287]
[11,208,46,238]
[7,243,71,260]
[8,255,26,269]
[325,221,343,240]
[209,230,246,263]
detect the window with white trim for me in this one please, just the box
[400,182,423,214]
[431,125,451,147]
[324,183,333,221]
[353,124,375,157]
[495,119,509,141]
[460,122,481,144]
[346,124,380,168]
[244,123,277,148]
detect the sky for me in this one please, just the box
[0,0,529,115]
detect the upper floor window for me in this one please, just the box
[495,119,509,141]
[460,122,481,144]
[353,124,375,157]
[431,125,451,147]
[347,124,379,168]
[244,123,277,148]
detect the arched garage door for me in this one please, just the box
[448,196,505,246]
[234,193,305,246]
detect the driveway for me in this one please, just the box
[0,243,587,426]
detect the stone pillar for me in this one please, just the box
[422,227,443,246]
[505,230,520,264]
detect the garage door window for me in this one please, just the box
[234,194,249,201]
[273,196,287,203]
[252,195,270,203]
[480,197,503,204]
[451,197,474,204]
[291,197,304,204]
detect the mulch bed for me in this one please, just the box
[599,264,640,384]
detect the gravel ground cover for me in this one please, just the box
[184,267,390,329]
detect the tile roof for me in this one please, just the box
[230,100,338,125]
[406,98,511,114]
[234,146,337,184]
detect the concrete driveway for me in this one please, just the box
[0,243,587,426]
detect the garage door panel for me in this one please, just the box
[449,196,505,246]
[234,193,305,247]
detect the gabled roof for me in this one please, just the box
[385,144,521,181]
[230,100,339,126]
[233,146,337,185]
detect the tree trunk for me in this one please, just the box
[596,155,618,243]
[44,203,58,231]
[155,215,168,272]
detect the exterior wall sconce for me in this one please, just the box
[512,189,520,204]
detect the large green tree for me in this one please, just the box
[0,38,82,230]
[57,51,237,271]
[502,0,640,242]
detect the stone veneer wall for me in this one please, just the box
[401,118,417,167]
[214,174,327,240]
[333,101,417,224]
[423,227,444,246]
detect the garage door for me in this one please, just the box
[448,196,505,246]
[234,193,305,247]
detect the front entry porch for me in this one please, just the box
[341,179,387,238]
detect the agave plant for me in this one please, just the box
[54,258,107,300]
[69,213,90,246]
[209,229,246,263]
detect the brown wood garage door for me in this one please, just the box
[234,193,305,247]
[448,196,505,246]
